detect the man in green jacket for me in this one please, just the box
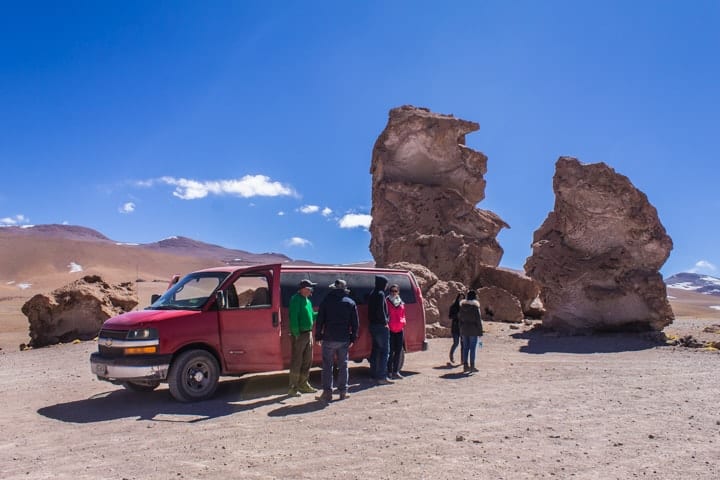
[288,279,318,396]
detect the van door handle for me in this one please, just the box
[272,312,279,328]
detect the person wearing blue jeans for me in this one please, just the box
[315,279,359,402]
[457,289,484,374]
[367,275,392,385]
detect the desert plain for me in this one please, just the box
[1,279,719,479]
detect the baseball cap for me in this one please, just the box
[298,279,317,289]
[329,279,348,290]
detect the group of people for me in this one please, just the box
[287,275,406,403]
[448,290,484,374]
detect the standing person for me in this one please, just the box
[288,279,318,397]
[367,275,393,385]
[315,279,359,402]
[458,289,483,374]
[448,292,466,365]
[386,284,407,379]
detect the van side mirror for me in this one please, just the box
[151,294,161,304]
[215,291,226,310]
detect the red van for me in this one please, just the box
[90,263,427,402]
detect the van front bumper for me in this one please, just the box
[90,352,172,382]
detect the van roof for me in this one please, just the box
[193,263,412,275]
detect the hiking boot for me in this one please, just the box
[298,383,317,394]
[315,390,332,403]
[391,372,404,379]
[338,391,350,401]
[470,366,479,373]
[449,353,455,364]
[376,378,394,385]
[287,387,301,397]
[462,364,469,373]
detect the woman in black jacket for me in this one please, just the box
[448,292,465,365]
[458,290,483,374]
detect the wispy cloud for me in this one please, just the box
[299,205,320,214]
[338,213,372,229]
[285,237,312,247]
[0,214,29,226]
[321,207,333,217]
[689,260,718,274]
[119,202,135,214]
[140,175,297,200]
[277,211,286,216]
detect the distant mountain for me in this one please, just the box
[665,272,720,296]
[0,224,292,265]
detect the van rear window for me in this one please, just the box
[280,272,417,308]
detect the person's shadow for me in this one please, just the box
[38,367,383,423]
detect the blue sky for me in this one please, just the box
[1,1,718,277]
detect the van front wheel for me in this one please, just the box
[168,350,220,402]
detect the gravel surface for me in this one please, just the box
[1,319,719,479]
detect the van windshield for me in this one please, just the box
[147,272,229,310]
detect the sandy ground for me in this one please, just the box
[1,319,718,480]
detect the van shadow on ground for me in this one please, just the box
[37,366,382,424]
[511,326,666,354]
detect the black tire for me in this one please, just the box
[168,349,220,402]
[122,380,160,393]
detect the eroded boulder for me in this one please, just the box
[370,106,509,281]
[477,287,524,324]
[524,157,674,332]
[21,275,138,348]
[473,265,543,318]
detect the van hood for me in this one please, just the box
[102,309,203,329]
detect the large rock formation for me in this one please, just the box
[524,157,674,332]
[370,105,509,284]
[21,275,138,348]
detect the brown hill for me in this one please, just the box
[0,224,303,350]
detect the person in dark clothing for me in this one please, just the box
[315,279,359,402]
[367,274,393,385]
[448,292,466,365]
[458,289,483,374]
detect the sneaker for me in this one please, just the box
[449,354,455,364]
[287,387,301,397]
[298,383,317,394]
[315,390,332,403]
[376,378,394,385]
[338,391,350,401]
[470,367,479,373]
[462,365,469,373]
[391,372,404,379]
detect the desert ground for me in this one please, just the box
[1,287,719,479]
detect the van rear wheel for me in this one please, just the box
[168,349,220,402]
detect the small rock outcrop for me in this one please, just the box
[370,105,509,283]
[473,265,543,318]
[21,275,138,348]
[524,157,674,332]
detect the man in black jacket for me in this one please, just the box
[315,279,359,402]
[367,275,393,385]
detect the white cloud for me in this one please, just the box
[277,211,286,216]
[299,205,320,214]
[339,213,372,229]
[285,237,312,247]
[0,214,29,226]
[156,175,296,200]
[689,260,718,274]
[119,202,135,214]
[321,207,333,217]
[68,262,83,273]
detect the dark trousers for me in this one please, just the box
[450,331,464,362]
[388,330,404,374]
[289,331,313,389]
[369,323,389,380]
[321,340,350,393]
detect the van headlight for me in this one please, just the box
[126,328,158,340]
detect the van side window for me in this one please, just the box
[226,274,271,309]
